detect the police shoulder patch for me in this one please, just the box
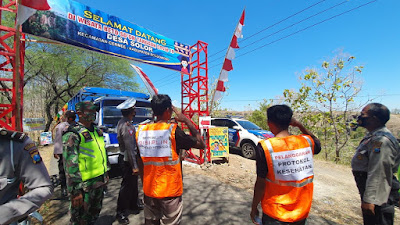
[96,128,103,136]
[82,131,93,142]
[29,147,42,164]
[372,141,382,148]
[372,141,382,153]
[24,143,36,151]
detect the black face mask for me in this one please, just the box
[357,115,369,127]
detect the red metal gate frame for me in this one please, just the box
[182,40,210,164]
[0,0,24,131]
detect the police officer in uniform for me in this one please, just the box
[0,128,53,224]
[115,98,143,224]
[352,103,400,225]
[53,110,76,198]
[63,101,109,225]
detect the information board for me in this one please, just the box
[209,127,229,159]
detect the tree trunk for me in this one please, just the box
[335,147,340,163]
[44,103,53,132]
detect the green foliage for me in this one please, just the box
[25,43,137,90]
[299,55,363,162]
[1,0,16,28]
[236,53,365,163]
[281,53,363,163]
[24,42,139,130]
[0,2,140,130]
[247,100,272,130]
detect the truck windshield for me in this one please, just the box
[236,120,262,130]
[102,100,153,128]
[103,106,122,127]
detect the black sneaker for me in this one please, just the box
[128,208,140,215]
[116,213,129,225]
[61,187,68,198]
[136,199,144,210]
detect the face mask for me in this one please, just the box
[80,111,96,122]
[357,115,369,127]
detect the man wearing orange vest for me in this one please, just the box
[136,94,206,225]
[250,104,321,225]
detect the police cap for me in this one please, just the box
[64,110,76,119]
[117,98,136,110]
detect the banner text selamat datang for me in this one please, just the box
[68,12,176,55]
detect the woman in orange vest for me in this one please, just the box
[136,94,205,225]
[250,105,321,225]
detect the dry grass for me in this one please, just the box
[387,114,400,138]
[36,145,54,225]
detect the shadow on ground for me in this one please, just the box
[45,166,339,225]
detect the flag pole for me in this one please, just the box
[210,8,245,116]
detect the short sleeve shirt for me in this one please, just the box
[256,143,268,179]
[175,126,197,153]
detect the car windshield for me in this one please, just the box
[236,120,262,130]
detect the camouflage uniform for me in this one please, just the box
[63,122,108,225]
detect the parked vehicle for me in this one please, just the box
[67,87,153,165]
[210,117,274,159]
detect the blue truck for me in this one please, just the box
[67,87,153,165]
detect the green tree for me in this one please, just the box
[282,54,364,162]
[0,2,140,131]
[247,100,272,130]
[0,2,18,102]
[24,43,139,131]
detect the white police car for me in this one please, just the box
[210,117,274,159]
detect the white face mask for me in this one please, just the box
[181,61,188,68]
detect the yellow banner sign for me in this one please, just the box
[209,127,229,158]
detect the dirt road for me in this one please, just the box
[39,146,400,224]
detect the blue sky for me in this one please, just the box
[77,0,400,112]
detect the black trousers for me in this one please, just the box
[353,171,396,225]
[57,154,66,189]
[362,203,394,225]
[116,159,139,214]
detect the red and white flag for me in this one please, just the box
[17,0,51,25]
[212,9,245,104]
[130,64,158,97]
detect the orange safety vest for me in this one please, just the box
[259,135,314,223]
[136,122,182,198]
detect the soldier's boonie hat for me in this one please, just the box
[75,101,98,112]
[117,98,136,110]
